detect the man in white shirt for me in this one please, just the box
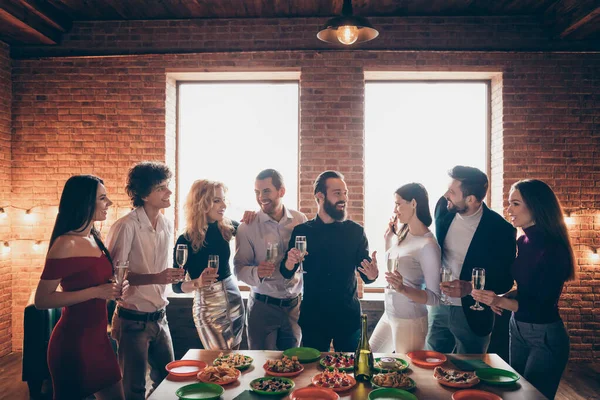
[426,166,516,354]
[107,162,184,400]
[234,169,307,350]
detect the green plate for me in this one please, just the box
[373,357,410,373]
[475,368,520,386]
[319,353,355,371]
[250,377,295,395]
[175,382,224,400]
[213,354,254,370]
[371,375,416,391]
[368,388,418,400]
[283,347,321,363]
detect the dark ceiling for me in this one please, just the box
[0,0,599,46]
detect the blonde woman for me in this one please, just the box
[172,179,244,350]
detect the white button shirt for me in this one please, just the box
[234,206,306,299]
[106,207,173,312]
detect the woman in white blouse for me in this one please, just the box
[369,183,441,354]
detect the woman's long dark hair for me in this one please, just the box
[49,175,113,266]
[512,179,576,281]
[394,183,432,243]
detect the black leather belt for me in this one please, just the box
[117,307,165,322]
[253,293,300,308]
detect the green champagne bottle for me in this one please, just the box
[354,314,374,381]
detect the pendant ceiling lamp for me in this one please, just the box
[317,0,379,45]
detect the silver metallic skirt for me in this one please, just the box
[193,275,245,350]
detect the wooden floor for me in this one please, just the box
[1,352,599,400]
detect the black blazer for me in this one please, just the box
[435,196,516,337]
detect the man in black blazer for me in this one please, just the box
[426,166,516,354]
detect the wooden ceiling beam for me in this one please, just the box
[0,0,62,44]
[559,6,600,38]
[544,0,600,39]
[15,0,71,32]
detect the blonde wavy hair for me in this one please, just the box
[183,179,234,253]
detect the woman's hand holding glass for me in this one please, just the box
[200,266,219,287]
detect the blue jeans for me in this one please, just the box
[111,311,174,400]
[425,305,490,354]
[510,315,569,400]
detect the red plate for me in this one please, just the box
[263,363,305,377]
[290,387,340,400]
[452,389,503,400]
[197,367,241,386]
[165,360,207,377]
[311,372,357,392]
[406,351,447,368]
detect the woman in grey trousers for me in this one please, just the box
[472,179,575,399]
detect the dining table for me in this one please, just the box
[149,349,547,399]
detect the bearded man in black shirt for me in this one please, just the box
[281,170,379,352]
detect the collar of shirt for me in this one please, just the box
[257,205,293,225]
[455,204,483,225]
[134,206,165,232]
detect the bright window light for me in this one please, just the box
[178,82,299,231]
[365,82,487,287]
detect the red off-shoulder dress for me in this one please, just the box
[41,255,121,399]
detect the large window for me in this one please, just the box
[178,82,299,231]
[365,82,488,287]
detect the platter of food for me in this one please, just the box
[319,353,355,371]
[311,369,357,392]
[213,352,253,371]
[263,356,304,377]
[433,366,480,388]
[371,371,416,391]
[196,365,241,386]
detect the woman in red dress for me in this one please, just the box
[35,175,126,400]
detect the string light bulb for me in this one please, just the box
[2,241,10,254]
[24,208,35,223]
[591,247,600,262]
[32,240,42,252]
[563,211,574,226]
[0,208,6,219]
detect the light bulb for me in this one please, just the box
[33,240,42,252]
[564,215,574,225]
[592,250,600,262]
[337,25,359,45]
[2,242,10,254]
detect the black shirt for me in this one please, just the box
[280,215,376,332]
[172,220,238,293]
[512,224,570,324]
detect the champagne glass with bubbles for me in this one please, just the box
[114,260,129,301]
[385,252,398,290]
[265,241,279,280]
[207,254,219,290]
[470,268,486,311]
[295,236,307,274]
[175,244,189,282]
[440,266,453,305]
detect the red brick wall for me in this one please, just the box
[6,19,600,361]
[0,41,11,358]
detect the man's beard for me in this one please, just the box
[324,197,346,221]
[446,199,468,214]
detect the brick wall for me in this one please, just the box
[0,41,11,358]
[6,19,600,361]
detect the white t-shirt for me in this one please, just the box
[385,232,442,319]
[442,205,483,306]
[106,207,173,312]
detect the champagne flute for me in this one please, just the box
[207,254,219,290]
[470,268,486,311]
[385,252,397,290]
[114,260,129,301]
[175,244,189,282]
[440,267,453,305]
[265,241,279,280]
[295,236,307,274]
